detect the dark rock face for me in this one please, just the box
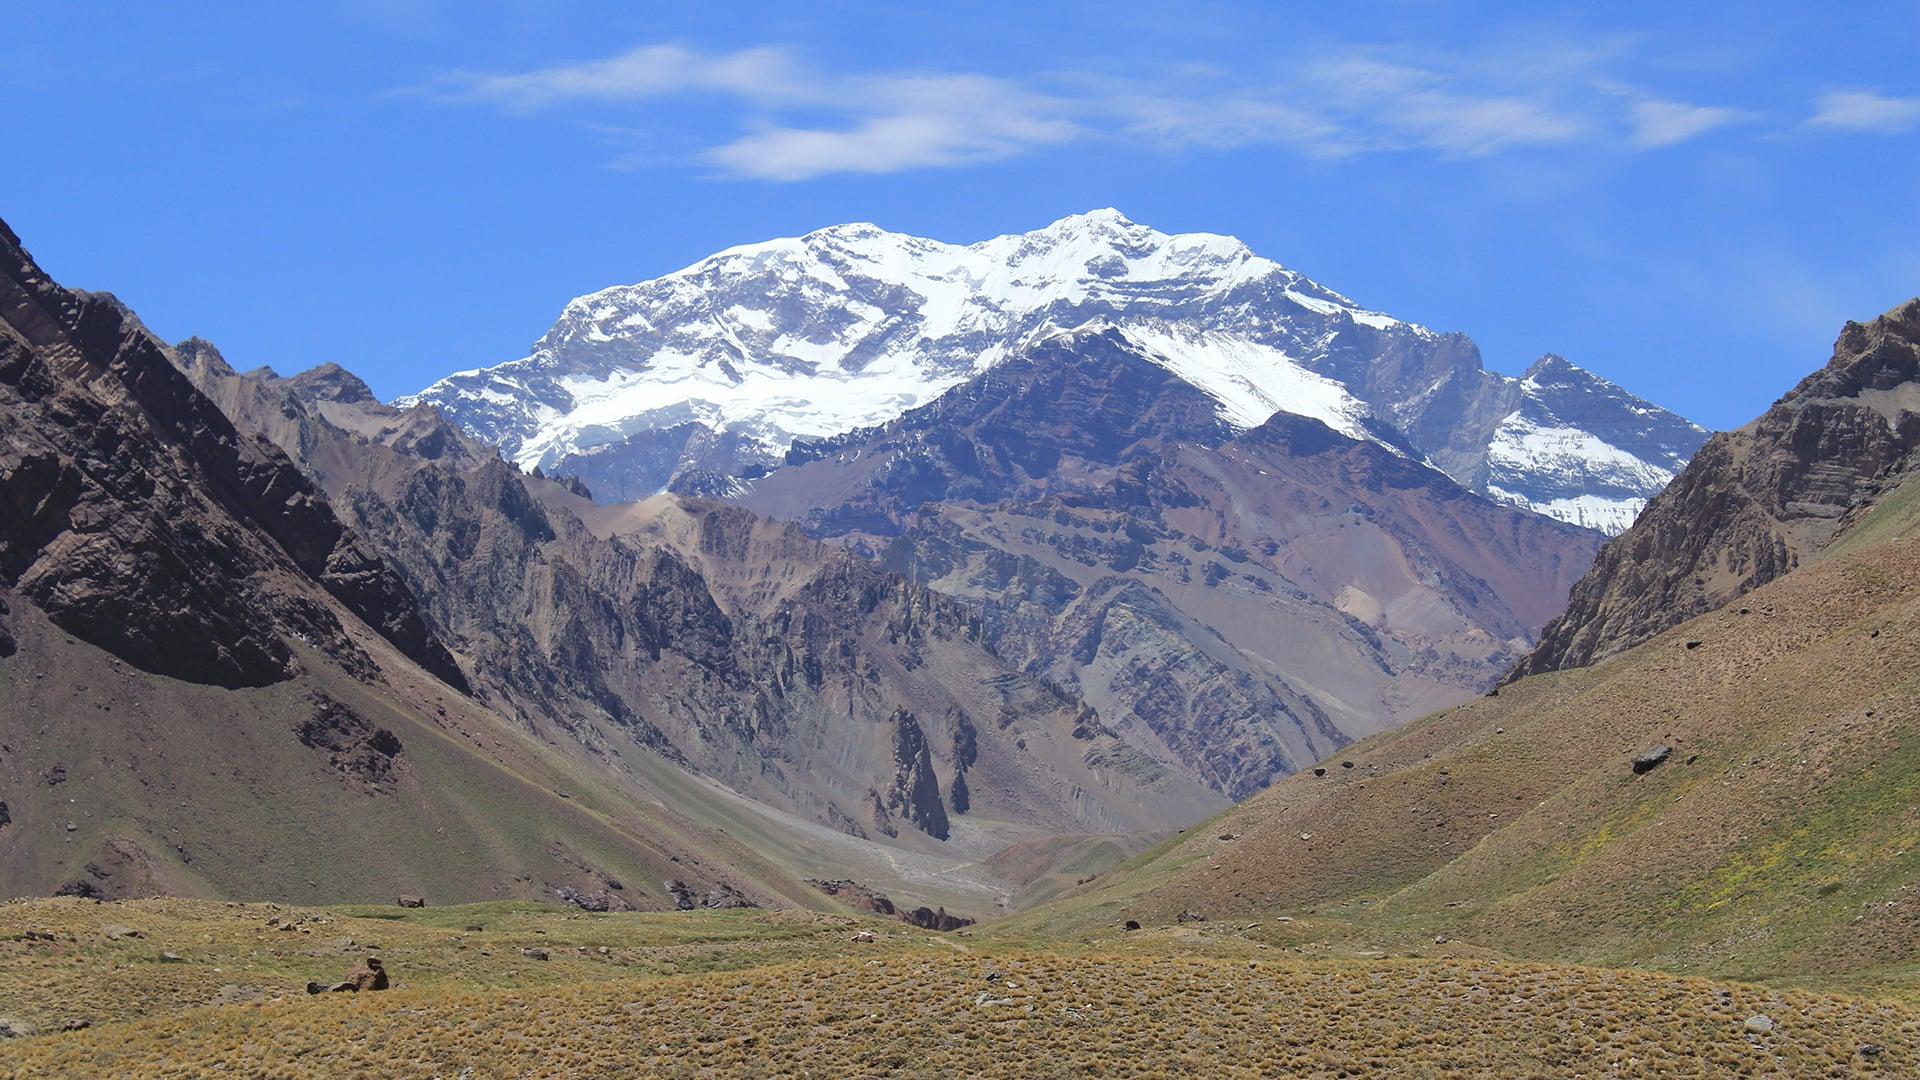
[901,906,974,931]
[0,219,462,691]
[294,695,406,789]
[877,711,949,841]
[1513,299,1920,679]
[764,329,1234,533]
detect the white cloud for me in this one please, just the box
[423,41,1780,180]
[449,44,809,111]
[1308,57,1586,156]
[1811,89,1920,133]
[708,77,1080,180]
[1629,98,1745,148]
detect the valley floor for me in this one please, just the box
[1,898,1914,1077]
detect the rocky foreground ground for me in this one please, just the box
[0,897,1913,1077]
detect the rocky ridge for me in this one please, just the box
[1512,297,1920,677]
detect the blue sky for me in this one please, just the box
[4,2,1915,428]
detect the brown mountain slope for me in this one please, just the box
[169,342,1225,864]
[1024,467,1920,985]
[742,327,1602,797]
[0,217,831,909]
[1513,298,1920,678]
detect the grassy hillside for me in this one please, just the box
[1011,526,1920,993]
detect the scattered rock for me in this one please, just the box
[1744,1014,1774,1035]
[308,956,389,994]
[395,895,426,908]
[1859,1043,1884,1058]
[53,879,102,900]
[0,1017,38,1040]
[902,906,974,932]
[60,1019,90,1032]
[1176,910,1207,923]
[554,886,613,912]
[1685,640,1703,650]
[1631,746,1672,774]
[207,984,265,1007]
[1312,768,1326,777]
[522,947,550,961]
[850,930,876,943]
[1121,920,1141,931]
[102,924,142,941]
[700,882,758,910]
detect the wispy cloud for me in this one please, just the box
[419,41,1774,180]
[1810,89,1920,133]
[1628,98,1747,148]
[453,44,809,112]
[1306,57,1587,156]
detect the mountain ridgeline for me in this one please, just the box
[406,210,1705,534]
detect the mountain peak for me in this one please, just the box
[1043,207,1140,231]
[1521,354,1600,385]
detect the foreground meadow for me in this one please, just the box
[1,898,1916,1077]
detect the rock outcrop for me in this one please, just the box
[876,711,949,841]
[0,219,462,691]
[1512,298,1920,678]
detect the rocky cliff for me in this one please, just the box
[1512,297,1920,678]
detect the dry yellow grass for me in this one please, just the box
[1,900,1915,1078]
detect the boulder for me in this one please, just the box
[395,894,426,908]
[1631,746,1673,774]
[310,956,389,993]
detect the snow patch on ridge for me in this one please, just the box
[1121,323,1373,440]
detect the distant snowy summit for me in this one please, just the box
[403,209,1705,532]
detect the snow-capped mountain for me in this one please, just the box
[405,210,1704,530]
[1482,356,1705,533]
